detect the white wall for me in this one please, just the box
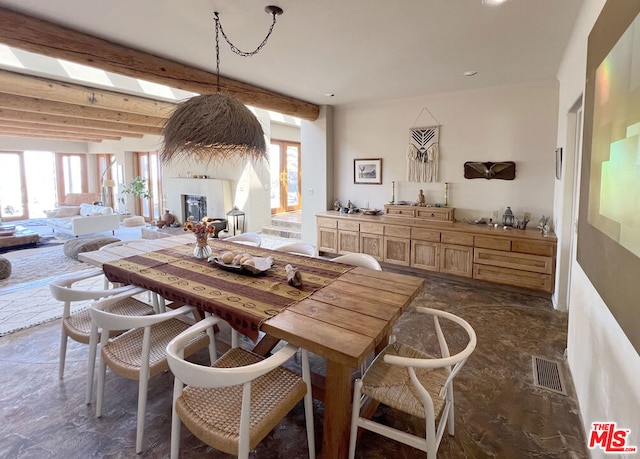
[556,0,640,455]
[300,106,333,243]
[333,81,559,223]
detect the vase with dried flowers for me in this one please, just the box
[183,216,216,259]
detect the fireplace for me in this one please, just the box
[183,194,207,222]
[182,193,227,237]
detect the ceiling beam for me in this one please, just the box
[0,7,320,121]
[0,130,110,142]
[0,119,144,138]
[0,69,175,119]
[0,108,163,135]
[0,91,167,127]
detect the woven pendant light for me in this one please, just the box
[162,93,266,164]
[161,6,283,165]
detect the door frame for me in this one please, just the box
[270,139,301,215]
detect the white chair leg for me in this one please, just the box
[96,350,107,418]
[447,398,455,435]
[348,379,364,459]
[301,350,316,459]
[136,376,149,453]
[206,326,217,364]
[151,293,159,313]
[85,323,99,404]
[58,327,68,379]
[231,328,239,348]
[170,380,184,459]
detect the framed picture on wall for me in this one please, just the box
[354,158,382,184]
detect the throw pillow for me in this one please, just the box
[101,207,113,215]
[79,203,93,216]
[54,206,81,218]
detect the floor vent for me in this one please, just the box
[532,356,567,396]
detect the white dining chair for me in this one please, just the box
[349,307,477,458]
[224,232,262,247]
[49,268,153,404]
[274,242,317,257]
[331,253,382,270]
[166,315,316,459]
[90,288,213,454]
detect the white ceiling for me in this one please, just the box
[0,0,584,107]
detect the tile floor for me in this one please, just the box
[0,265,589,458]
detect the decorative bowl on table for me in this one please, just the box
[361,208,381,215]
[208,253,273,275]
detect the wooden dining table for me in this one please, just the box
[79,234,424,458]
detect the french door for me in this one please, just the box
[0,151,28,221]
[0,151,60,221]
[133,151,163,222]
[269,140,301,214]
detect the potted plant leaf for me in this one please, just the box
[119,176,151,213]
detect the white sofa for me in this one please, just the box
[46,203,120,237]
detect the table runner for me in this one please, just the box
[102,239,352,341]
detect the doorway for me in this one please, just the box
[269,140,301,214]
[0,151,58,221]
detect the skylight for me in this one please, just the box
[0,44,24,69]
[0,44,301,126]
[58,59,114,87]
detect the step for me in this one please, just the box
[270,218,301,230]
[260,225,301,240]
[270,211,302,228]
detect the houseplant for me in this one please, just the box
[118,176,151,213]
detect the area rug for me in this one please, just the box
[0,244,98,336]
[0,245,91,290]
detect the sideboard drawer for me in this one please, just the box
[317,217,337,228]
[385,225,411,238]
[474,248,553,274]
[441,231,474,246]
[411,228,441,242]
[360,222,384,235]
[475,236,511,251]
[415,207,454,222]
[384,206,415,217]
[338,220,359,231]
[512,239,556,257]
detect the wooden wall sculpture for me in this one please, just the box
[463,161,516,180]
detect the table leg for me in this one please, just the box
[321,360,354,459]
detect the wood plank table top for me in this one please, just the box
[78,236,424,458]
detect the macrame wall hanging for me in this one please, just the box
[407,107,440,182]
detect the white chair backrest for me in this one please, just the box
[90,288,196,332]
[331,253,382,270]
[224,232,262,247]
[49,268,135,303]
[386,307,477,375]
[274,242,316,257]
[167,315,298,388]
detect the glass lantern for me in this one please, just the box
[226,206,245,235]
[502,206,515,227]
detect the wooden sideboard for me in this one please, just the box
[316,210,557,293]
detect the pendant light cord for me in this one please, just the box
[213,10,279,93]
